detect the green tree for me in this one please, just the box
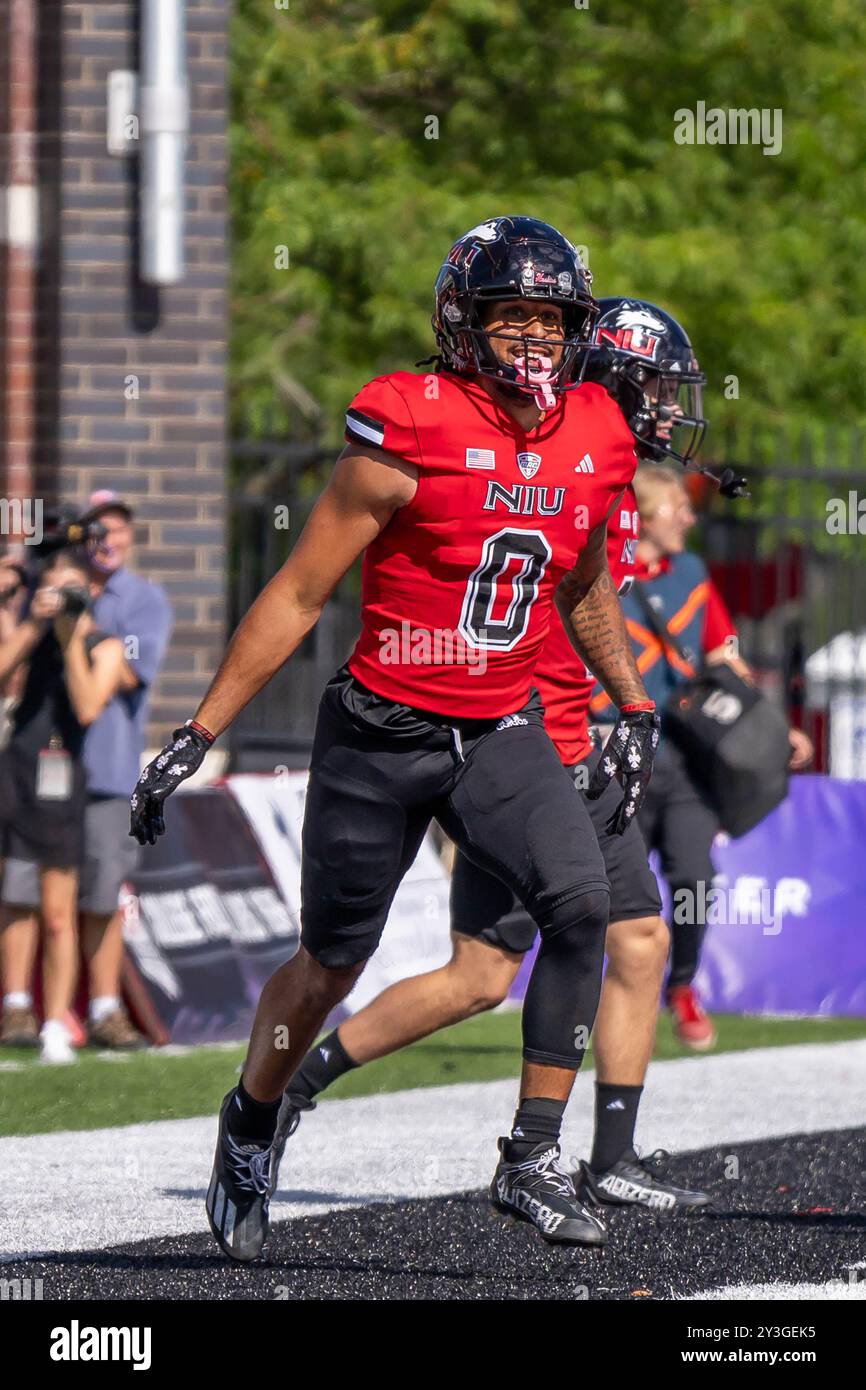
[229,0,866,466]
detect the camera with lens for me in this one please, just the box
[55,584,92,617]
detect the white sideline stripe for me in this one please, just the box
[1,1038,865,1260]
[689,1260,866,1302]
[687,1282,866,1301]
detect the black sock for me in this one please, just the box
[506,1097,567,1160]
[290,1029,357,1102]
[590,1082,643,1172]
[668,882,707,986]
[226,1077,281,1144]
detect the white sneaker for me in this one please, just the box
[39,1019,76,1065]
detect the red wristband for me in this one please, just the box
[186,718,215,745]
[620,701,656,714]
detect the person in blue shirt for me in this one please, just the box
[78,491,173,1048]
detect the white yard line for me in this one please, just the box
[2,1039,865,1260]
[689,1282,866,1301]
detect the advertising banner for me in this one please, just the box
[124,786,298,1043]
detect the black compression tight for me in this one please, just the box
[521,887,610,1070]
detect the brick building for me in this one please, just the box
[0,0,230,744]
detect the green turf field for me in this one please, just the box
[1,1009,865,1137]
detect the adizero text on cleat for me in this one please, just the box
[577,1148,712,1213]
[490,1138,608,1246]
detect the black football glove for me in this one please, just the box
[129,722,213,846]
[587,706,660,836]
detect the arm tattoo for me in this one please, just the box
[557,564,649,710]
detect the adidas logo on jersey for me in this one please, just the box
[574,453,595,474]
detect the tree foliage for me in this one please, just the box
[229,0,866,459]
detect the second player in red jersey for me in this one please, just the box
[535,487,640,763]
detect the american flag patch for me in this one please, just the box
[465,447,496,470]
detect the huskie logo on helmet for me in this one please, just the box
[432,216,598,410]
[583,295,708,467]
[598,305,669,360]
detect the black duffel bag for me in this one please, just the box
[632,586,791,838]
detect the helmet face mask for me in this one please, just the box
[433,217,598,406]
[585,298,708,465]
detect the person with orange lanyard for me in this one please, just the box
[591,463,813,1047]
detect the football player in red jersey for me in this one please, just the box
[131,218,660,1257]
[260,300,716,1220]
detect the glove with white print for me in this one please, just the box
[586,704,660,836]
[129,720,214,846]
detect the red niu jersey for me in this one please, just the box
[345,370,637,717]
[534,488,640,765]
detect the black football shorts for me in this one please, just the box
[450,747,662,953]
[300,667,610,968]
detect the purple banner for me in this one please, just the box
[694,776,866,1017]
[511,777,866,1018]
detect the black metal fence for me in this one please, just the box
[228,425,866,776]
[699,423,866,774]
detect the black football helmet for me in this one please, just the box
[583,297,708,465]
[432,217,598,405]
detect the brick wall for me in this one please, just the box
[28,0,230,743]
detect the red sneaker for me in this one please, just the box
[666,984,716,1051]
[62,1010,87,1049]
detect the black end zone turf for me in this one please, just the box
[5,1127,865,1300]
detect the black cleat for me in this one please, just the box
[205,1088,276,1262]
[490,1138,608,1246]
[577,1148,712,1213]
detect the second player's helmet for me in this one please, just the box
[433,217,598,401]
[584,297,707,465]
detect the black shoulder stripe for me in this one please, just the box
[345,408,386,447]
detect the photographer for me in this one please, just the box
[0,553,29,743]
[0,550,125,1063]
